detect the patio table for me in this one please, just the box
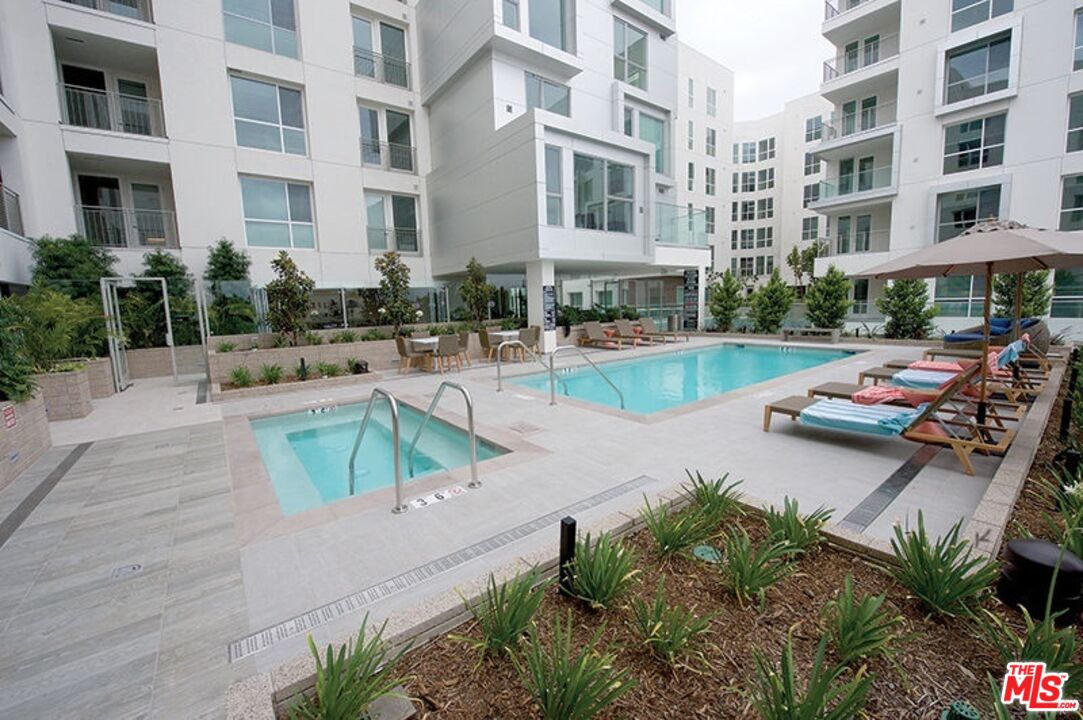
[409,337,439,372]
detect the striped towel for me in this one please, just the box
[892,369,957,389]
[800,399,921,437]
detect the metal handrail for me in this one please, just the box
[347,387,408,514]
[496,339,567,395]
[548,346,625,409]
[406,381,480,489]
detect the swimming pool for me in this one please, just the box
[251,402,507,515]
[512,343,856,414]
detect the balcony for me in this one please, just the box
[353,48,411,90]
[822,0,900,45]
[812,165,896,211]
[360,139,417,173]
[655,203,707,247]
[367,227,421,254]
[0,186,24,236]
[60,0,153,22]
[822,100,896,143]
[825,228,891,256]
[823,34,899,84]
[610,0,676,38]
[77,205,178,248]
[60,85,165,137]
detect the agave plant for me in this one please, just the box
[570,532,639,610]
[680,470,745,524]
[640,496,714,558]
[752,632,873,720]
[630,578,714,668]
[456,569,551,656]
[764,496,834,555]
[822,575,905,666]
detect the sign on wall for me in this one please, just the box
[543,285,557,331]
[3,406,15,431]
[683,269,700,331]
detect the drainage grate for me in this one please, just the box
[227,475,656,662]
[837,445,939,533]
[110,563,143,580]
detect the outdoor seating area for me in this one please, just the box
[397,327,541,373]
[578,318,688,350]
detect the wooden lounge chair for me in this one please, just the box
[639,317,685,343]
[579,321,627,350]
[614,319,651,346]
[924,345,1061,374]
[860,362,1044,404]
[806,381,1025,424]
[764,365,1015,476]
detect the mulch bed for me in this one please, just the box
[399,361,1080,719]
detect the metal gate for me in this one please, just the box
[100,276,177,391]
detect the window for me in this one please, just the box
[803,183,820,208]
[353,17,409,88]
[739,257,754,277]
[366,192,419,252]
[837,215,852,254]
[731,173,739,194]
[359,106,414,171]
[802,216,819,240]
[730,230,738,250]
[755,256,765,276]
[805,115,823,142]
[740,229,755,249]
[731,257,738,274]
[1055,177,1083,316]
[614,19,647,89]
[545,145,562,226]
[230,75,306,155]
[951,0,1012,33]
[731,202,738,222]
[804,152,820,176]
[740,200,755,221]
[638,113,666,173]
[1075,11,1083,71]
[687,162,695,191]
[943,113,1005,173]
[757,168,774,191]
[852,279,869,314]
[756,227,773,248]
[568,291,583,307]
[574,154,633,233]
[707,87,717,117]
[241,176,314,248]
[525,72,570,116]
[742,142,756,164]
[756,198,773,220]
[854,214,872,252]
[706,128,716,157]
[224,0,297,58]
[705,206,715,234]
[934,185,1001,315]
[531,0,572,52]
[741,171,755,193]
[758,137,776,161]
[623,107,633,136]
[732,144,740,163]
[705,168,716,196]
[1069,95,1083,152]
[687,78,694,108]
[503,0,520,29]
[945,33,1011,105]
[687,121,694,150]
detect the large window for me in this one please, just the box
[804,152,820,176]
[366,193,419,253]
[706,128,716,157]
[705,168,716,196]
[756,227,773,248]
[741,171,755,193]
[241,176,314,248]
[224,0,297,58]
[951,0,1012,32]
[530,0,572,52]
[230,76,305,155]
[614,19,647,89]
[1054,178,1083,317]
[852,279,870,314]
[802,216,819,241]
[1069,95,1083,153]
[757,168,774,191]
[758,137,776,161]
[707,87,717,117]
[525,72,570,116]
[934,185,1001,315]
[756,198,773,220]
[945,33,1011,105]
[359,106,414,171]
[740,200,754,221]
[545,145,562,226]
[503,0,519,29]
[352,16,409,88]
[687,78,694,108]
[803,183,819,208]
[638,113,666,173]
[574,154,633,233]
[805,115,823,142]
[705,206,715,234]
[943,113,1005,174]
[1075,11,1083,71]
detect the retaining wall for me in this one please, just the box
[0,394,51,493]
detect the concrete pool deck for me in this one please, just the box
[0,336,1056,717]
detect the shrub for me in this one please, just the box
[570,532,639,610]
[752,633,872,720]
[749,271,795,334]
[888,512,999,617]
[374,251,414,337]
[216,341,236,353]
[266,251,315,346]
[272,333,291,348]
[259,364,283,385]
[680,471,744,524]
[823,575,904,666]
[204,238,251,284]
[287,615,410,720]
[720,526,795,607]
[30,234,117,300]
[630,578,713,667]
[460,258,496,330]
[556,304,582,328]
[804,266,851,330]
[316,362,342,378]
[977,607,1083,699]
[361,328,390,342]
[764,497,834,555]
[230,366,253,387]
[708,270,744,332]
[993,270,1052,318]
[0,299,37,402]
[329,330,358,344]
[8,287,100,372]
[877,279,937,340]
[500,317,523,331]
[512,610,635,720]
[344,357,360,375]
[304,331,324,346]
[640,496,713,558]
[457,569,551,656]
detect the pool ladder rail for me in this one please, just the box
[495,340,623,410]
[347,382,480,515]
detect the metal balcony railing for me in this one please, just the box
[826,228,891,255]
[823,33,899,82]
[823,100,897,141]
[824,0,876,20]
[366,227,421,254]
[360,139,417,173]
[353,48,411,89]
[61,85,165,137]
[819,165,893,200]
[77,205,178,248]
[0,186,24,236]
[62,0,153,22]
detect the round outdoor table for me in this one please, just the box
[488,330,523,361]
[409,337,439,372]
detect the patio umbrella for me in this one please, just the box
[859,219,1083,423]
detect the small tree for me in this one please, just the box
[374,251,414,336]
[31,235,117,300]
[140,249,192,299]
[786,247,804,288]
[749,271,795,334]
[708,270,744,332]
[0,299,37,402]
[204,238,252,283]
[800,240,827,282]
[804,265,851,329]
[8,287,100,372]
[877,279,937,340]
[265,251,314,345]
[204,239,257,335]
[993,271,1052,318]
[460,257,495,329]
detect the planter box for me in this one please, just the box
[84,357,115,398]
[0,393,51,492]
[32,366,93,421]
[210,370,384,402]
[126,345,206,379]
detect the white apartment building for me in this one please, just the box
[724,92,831,288]
[812,0,1083,334]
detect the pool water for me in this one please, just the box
[251,402,507,515]
[513,343,856,414]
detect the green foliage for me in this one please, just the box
[425,324,455,336]
[209,297,258,336]
[977,607,1083,699]
[556,305,582,328]
[993,270,1052,319]
[988,673,1043,720]
[457,569,551,657]
[316,362,342,378]
[708,271,744,332]
[229,366,253,388]
[630,578,714,668]
[680,471,745,525]
[294,361,309,380]
[259,364,283,385]
[303,331,323,346]
[876,279,937,340]
[288,615,410,720]
[8,287,100,372]
[888,512,999,617]
[329,330,358,344]
[272,333,291,348]
[804,266,851,330]
[512,610,635,720]
[31,235,117,300]
[764,497,834,555]
[640,496,713,558]
[266,252,315,345]
[500,317,523,331]
[570,532,639,610]
[719,526,795,607]
[786,246,806,288]
[140,249,192,299]
[460,258,496,329]
[361,328,390,341]
[204,238,251,283]
[823,575,904,666]
[216,341,236,353]
[749,271,795,334]
[344,357,360,374]
[374,251,414,336]
[0,299,37,402]
[751,633,873,720]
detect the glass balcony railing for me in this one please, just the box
[818,165,893,201]
[655,203,708,247]
[77,205,178,248]
[61,85,165,137]
[62,0,153,22]
[823,34,900,82]
[366,227,421,254]
[825,228,891,255]
[353,48,411,89]
[824,0,876,20]
[822,100,897,141]
[359,139,417,173]
[0,186,24,236]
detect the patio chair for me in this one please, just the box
[640,317,684,343]
[457,330,472,367]
[515,328,534,362]
[579,321,626,350]
[805,381,1024,425]
[479,329,496,361]
[763,364,1015,476]
[527,325,541,352]
[434,334,461,374]
[614,318,651,346]
[395,336,428,374]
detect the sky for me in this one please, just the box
[676,0,834,122]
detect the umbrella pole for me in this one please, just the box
[1013,272,1023,342]
[978,263,992,426]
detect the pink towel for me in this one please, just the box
[909,360,963,372]
[852,385,907,405]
